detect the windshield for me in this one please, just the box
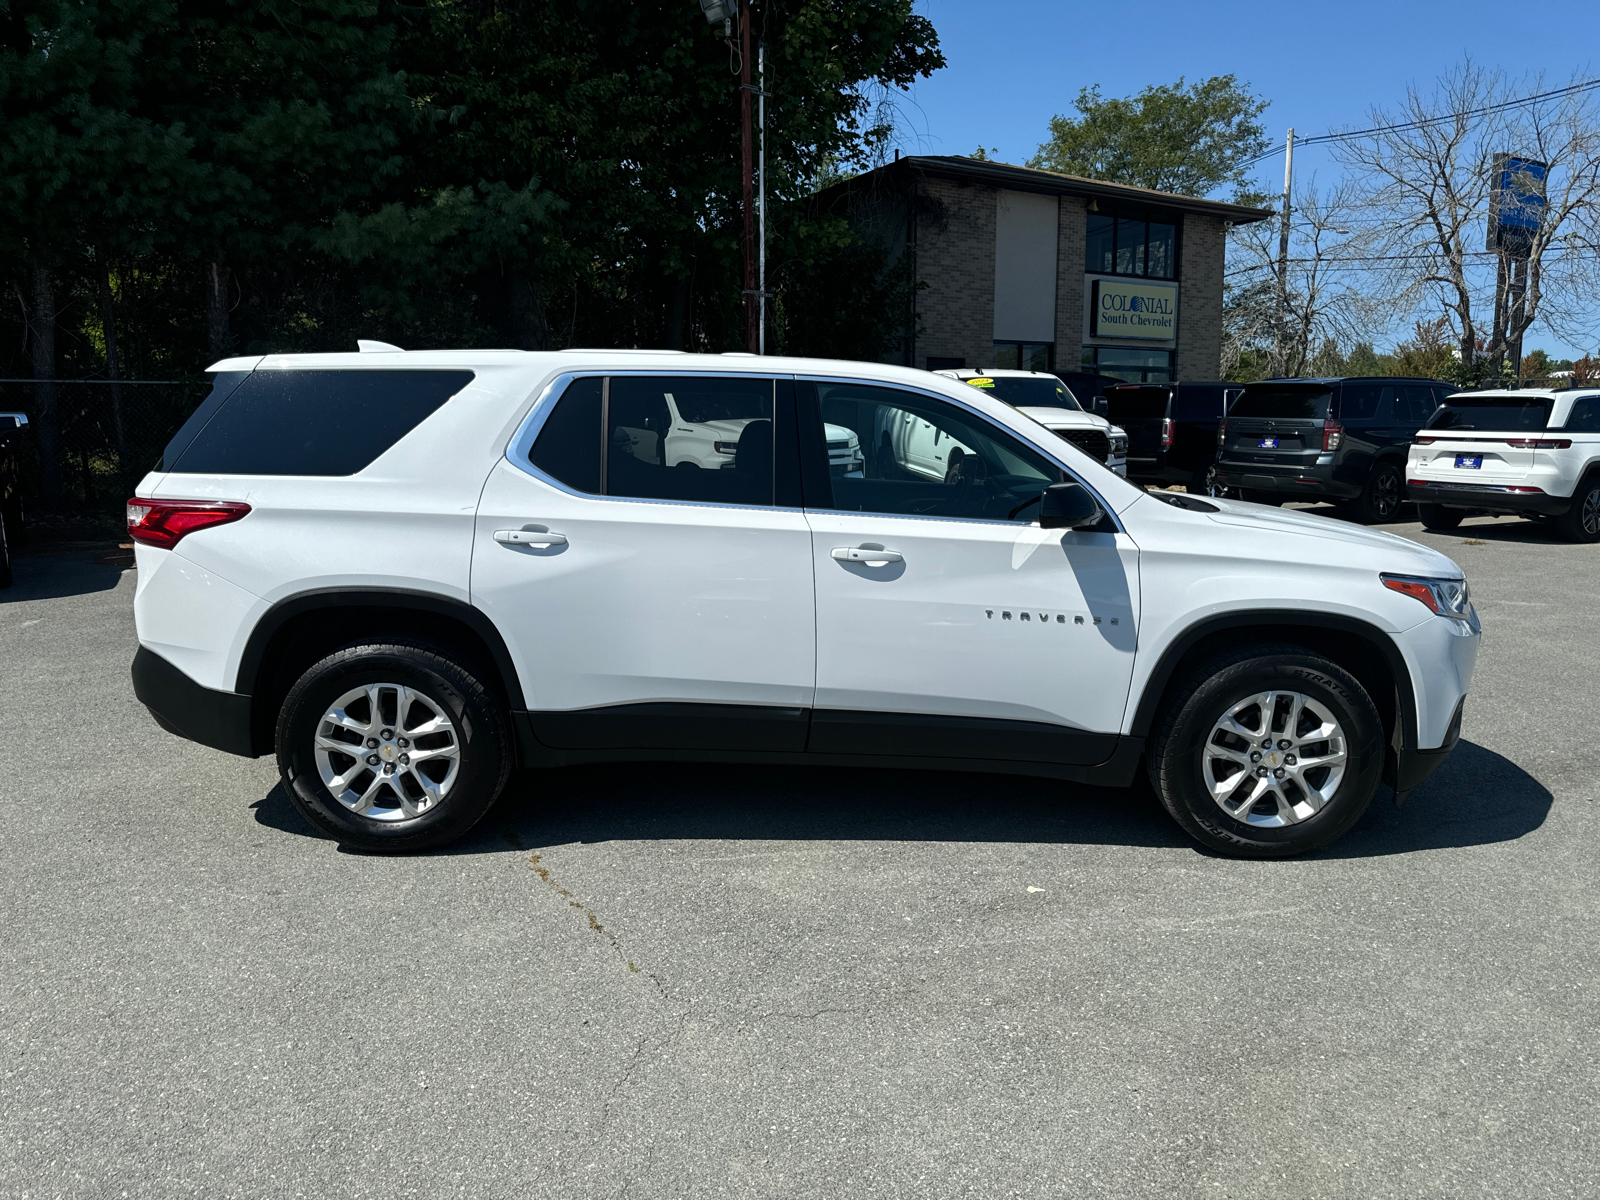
[1105,387,1171,421]
[1228,384,1335,420]
[962,376,1081,411]
[1426,395,1552,432]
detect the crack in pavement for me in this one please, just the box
[527,852,669,999]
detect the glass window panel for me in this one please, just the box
[1336,385,1384,421]
[1116,218,1146,275]
[1085,215,1116,274]
[812,384,1068,521]
[530,376,602,493]
[1146,223,1176,279]
[1021,343,1052,372]
[1561,396,1600,432]
[1087,346,1174,384]
[605,376,774,506]
[989,342,1021,370]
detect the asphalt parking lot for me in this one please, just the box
[3,508,1597,1200]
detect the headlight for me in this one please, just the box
[1380,573,1473,621]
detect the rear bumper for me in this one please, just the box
[1213,460,1359,499]
[132,645,260,757]
[1406,479,1571,516]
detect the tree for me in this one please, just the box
[1520,347,1552,377]
[1029,76,1269,200]
[1334,62,1600,373]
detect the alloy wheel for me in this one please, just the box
[1202,690,1348,827]
[1372,470,1401,517]
[313,682,461,820]
[1583,486,1600,537]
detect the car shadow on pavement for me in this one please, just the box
[1430,518,1568,544]
[1,551,127,602]
[250,737,1550,859]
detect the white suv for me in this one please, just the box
[129,348,1480,859]
[934,369,1129,477]
[1407,388,1600,542]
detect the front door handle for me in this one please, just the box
[832,546,902,567]
[494,529,567,548]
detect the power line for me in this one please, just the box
[1242,77,1600,169]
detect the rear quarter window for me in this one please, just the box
[1105,387,1171,421]
[1171,385,1224,422]
[1556,396,1600,433]
[165,369,475,475]
[1228,385,1334,419]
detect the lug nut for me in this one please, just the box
[399,753,410,765]
[1255,766,1268,777]
[380,728,394,740]
[1261,738,1273,748]
[1249,751,1262,763]
[1277,739,1292,750]
[1285,754,1297,766]
[397,737,409,749]
[366,754,380,766]
[366,738,379,748]
[1273,767,1286,779]
[383,763,395,775]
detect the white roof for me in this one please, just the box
[934,368,1061,380]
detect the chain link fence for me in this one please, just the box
[0,379,209,532]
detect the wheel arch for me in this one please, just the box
[236,588,523,756]
[1130,610,1417,777]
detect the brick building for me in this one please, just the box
[815,156,1273,384]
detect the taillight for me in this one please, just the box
[126,498,251,549]
[1217,418,1227,448]
[1506,438,1572,449]
[1413,435,1436,445]
[1322,420,1344,452]
[1160,417,1174,450]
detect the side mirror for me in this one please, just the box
[1038,482,1104,530]
[1093,397,1109,417]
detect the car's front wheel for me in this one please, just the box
[1148,644,1384,858]
[276,639,511,852]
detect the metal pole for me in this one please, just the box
[739,0,757,353]
[1275,128,1294,376]
[758,41,766,355]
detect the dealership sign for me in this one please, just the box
[1092,279,1179,343]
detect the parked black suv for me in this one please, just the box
[1103,382,1242,494]
[1213,377,1452,521]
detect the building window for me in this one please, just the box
[1081,346,1174,384]
[1085,211,1178,280]
[991,342,1053,372]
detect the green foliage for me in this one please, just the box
[0,0,945,383]
[1028,75,1269,199]
[1441,355,1516,391]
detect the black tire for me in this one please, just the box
[276,639,512,852]
[1555,475,1600,544]
[1147,643,1385,859]
[1351,460,1405,524]
[0,511,10,589]
[1417,503,1464,531]
[1240,489,1282,506]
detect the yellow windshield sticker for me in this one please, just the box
[967,378,996,388]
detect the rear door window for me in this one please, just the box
[1228,384,1334,419]
[165,369,475,475]
[1426,396,1553,432]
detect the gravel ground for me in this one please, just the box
[2,509,1596,1200]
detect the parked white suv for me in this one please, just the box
[129,348,1479,859]
[1407,388,1600,542]
[934,369,1129,477]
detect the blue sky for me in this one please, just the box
[891,0,1599,358]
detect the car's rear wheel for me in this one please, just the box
[276,639,511,852]
[1148,644,1384,858]
[1555,475,1600,544]
[1417,503,1464,531]
[1351,460,1405,523]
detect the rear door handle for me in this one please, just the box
[832,546,902,567]
[494,529,567,548]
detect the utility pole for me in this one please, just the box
[758,41,766,355]
[1274,128,1295,377]
[738,0,757,353]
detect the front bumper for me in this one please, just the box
[1407,479,1572,516]
[132,645,259,757]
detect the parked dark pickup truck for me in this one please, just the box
[1103,382,1242,494]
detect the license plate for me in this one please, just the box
[1258,437,1279,449]
[1455,453,1483,469]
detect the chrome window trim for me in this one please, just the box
[504,369,1125,532]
